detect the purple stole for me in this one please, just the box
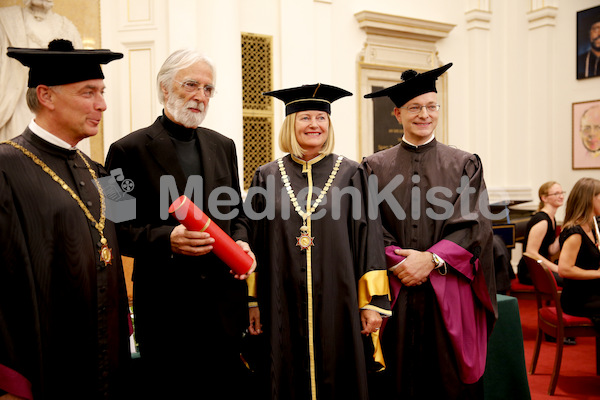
[0,364,32,399]
[384,239,493,384]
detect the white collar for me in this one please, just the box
[29,119,77,150]
[402,134,435,147]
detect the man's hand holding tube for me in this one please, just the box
[170,224,215,256]
[169,225,256,280]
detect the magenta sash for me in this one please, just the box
[0,364,32,400]
[384,240,493,384]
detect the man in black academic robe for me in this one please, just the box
[105,49,253,398]
[362,64,497,399]
[0,41,130,399]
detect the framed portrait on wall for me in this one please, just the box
[572,100,600,169]
[576,5,600,79]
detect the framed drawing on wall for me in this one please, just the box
[576,5,600,80]
[572,100,600,169]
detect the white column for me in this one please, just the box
[190,0,244,175]
[465,5,492,180]
[526,5,557,184]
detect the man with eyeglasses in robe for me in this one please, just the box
[0,39,129,400]
[361,63,497,399]
[105,49,255,398]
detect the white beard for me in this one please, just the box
[165,95,207,128]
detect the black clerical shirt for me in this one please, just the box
[160,114,203,177]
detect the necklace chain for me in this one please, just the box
[2,140,112,264]
[278,155,343,221]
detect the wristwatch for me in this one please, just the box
[431,253,447,275]
[431,253,443,268]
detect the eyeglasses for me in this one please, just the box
[400,104,441,114]
[546,191,566,197]
[581,125,600,136]
[174,80,216,98]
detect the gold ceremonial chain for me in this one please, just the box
[278,155,343,251]
[2,140,113,266]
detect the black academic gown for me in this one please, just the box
[0,130,130,400]
[559,224,600,331]
[234,153,391,400]
[517,211,558,285]
[105,116,249,398]
[362,139,496,400]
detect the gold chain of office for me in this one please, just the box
[1,140,113,266]
[277,155,343,250]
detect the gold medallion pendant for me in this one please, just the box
[296,226,315,251]
[100,245,113,266]
[99,238,113,266]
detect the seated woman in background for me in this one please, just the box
[558,177,600,333]
[517,181,565,286]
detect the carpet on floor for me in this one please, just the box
[517,297,600,399]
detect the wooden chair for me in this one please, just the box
[523,253,600,395]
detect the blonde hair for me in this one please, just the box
[278,113,335,158]
[537,181,559,212]
[562,177,600,230]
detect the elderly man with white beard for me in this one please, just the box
[105,49,255,398]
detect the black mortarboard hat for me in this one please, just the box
[264,83,352,115]
[7,39,123,88]
[364,63,452,108]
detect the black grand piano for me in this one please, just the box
[489,200,535,293]
[489,200,535,248]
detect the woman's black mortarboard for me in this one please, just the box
[364,63,452,108]
[264,83,352,115]
[7,39,123,88]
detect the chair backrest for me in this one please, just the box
[522,253,562,309]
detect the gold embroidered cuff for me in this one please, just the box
[358,270,391,309]
[246,271,257,298]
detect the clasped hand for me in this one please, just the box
[390,249,434,286]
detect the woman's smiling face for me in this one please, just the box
[294,110,329,157]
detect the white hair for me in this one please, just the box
[156,49,216,105]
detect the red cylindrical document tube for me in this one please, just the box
[168,195,253,275]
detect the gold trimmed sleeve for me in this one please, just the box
[358,270,391,316]
[247,272,258,307]
[370,330,386,371]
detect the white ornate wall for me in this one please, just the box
[100,0,600,207]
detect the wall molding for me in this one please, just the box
[355,10,455,158]
[465,9,492,31]
[527,6,558,30]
